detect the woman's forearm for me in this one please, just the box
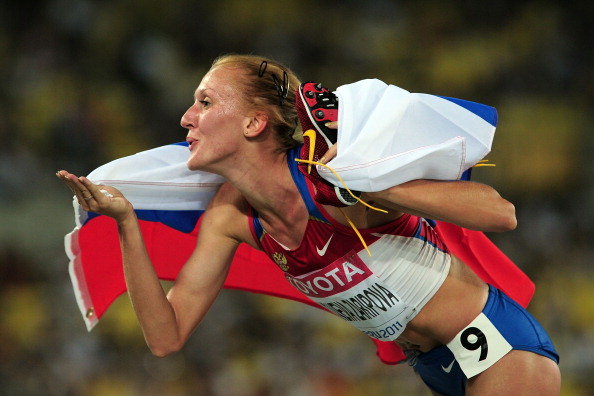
[367,179,517,232]
[117,214,183,356]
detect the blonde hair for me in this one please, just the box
[211,54,302,152]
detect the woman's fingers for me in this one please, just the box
[56,171,97,210]
[320,144,338,164]
[56,171,77,196]
[320,122,338,163]
[56,170,80,198]
[79,176,100,199]
[79,179,96,201]
[57,170,130,220]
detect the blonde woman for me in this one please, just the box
[58,54,559,396]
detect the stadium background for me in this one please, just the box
[1,1,593,395]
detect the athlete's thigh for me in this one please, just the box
[466,350,560,396]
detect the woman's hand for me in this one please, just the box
[320,121,338,163]
[56,170,134,223]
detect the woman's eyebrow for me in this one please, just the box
[194,88,213,99]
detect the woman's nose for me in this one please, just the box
[180,107,195,129]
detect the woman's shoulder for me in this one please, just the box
[205,182,251,219]
[202,182,255,245]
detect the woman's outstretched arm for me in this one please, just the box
[57,172,243,356]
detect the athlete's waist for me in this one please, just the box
[395,256,488,351]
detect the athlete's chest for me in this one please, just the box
[260,217,381,276]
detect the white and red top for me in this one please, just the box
[248,147,451,341]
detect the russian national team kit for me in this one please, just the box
[248,146,559,396]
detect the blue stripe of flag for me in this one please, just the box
[85,209,204,233]
[438,96,498,127]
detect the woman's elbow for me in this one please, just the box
[148,340,184,358]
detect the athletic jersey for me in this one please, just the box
[248,146,452,341]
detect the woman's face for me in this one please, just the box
[181,66,251,172]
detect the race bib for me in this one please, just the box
[285,251,414,341]
[446,312,512,378]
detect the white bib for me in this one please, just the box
[446,312,512,378]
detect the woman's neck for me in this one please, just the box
[219,149,295,208]
[226,149,308,248]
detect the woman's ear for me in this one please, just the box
[244,111,268,137]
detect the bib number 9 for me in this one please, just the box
[460,327,488,361]
[446,313,512,378]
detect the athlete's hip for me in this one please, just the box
[396,256,489,352]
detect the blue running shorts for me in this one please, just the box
[411,284,559,396]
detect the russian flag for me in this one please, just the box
[324,79,498,192]
[64,88,534,365]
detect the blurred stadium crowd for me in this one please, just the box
[1,1,593,395]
